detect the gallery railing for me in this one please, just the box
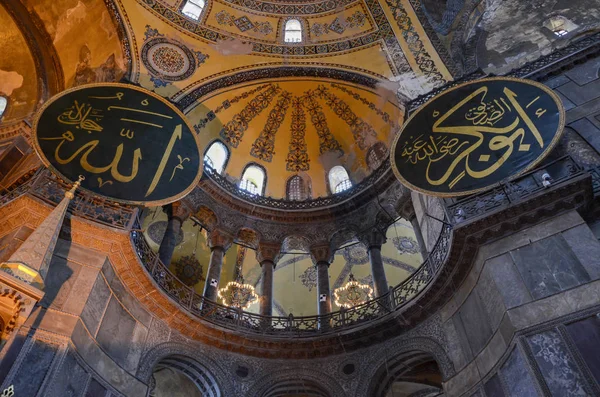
[445,156,585,224]
[0,168,138,230]
[130,219,452,336]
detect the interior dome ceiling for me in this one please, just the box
[192,78,402,197]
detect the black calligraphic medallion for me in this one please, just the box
[33,83,202,205]
[391,77,565,197]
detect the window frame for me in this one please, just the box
[281,17,307,44]
[0,96,8,122]
[239,162,267,196]
[203,140,230,174]
[180,0,206,21]
[327,165,352,195]
[286,175,307,201]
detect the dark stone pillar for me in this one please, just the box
[361,229,389,297]
[256,242,281,318]
[158,202,190,267]
[202,229,233,301]
[410,215,429,261]
[310,244,333,321]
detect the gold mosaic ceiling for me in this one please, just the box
[1,0,454,198]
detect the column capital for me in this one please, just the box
[397,198,416,221]
[359,228,387,249]
[309,244,333,265]
[170,200,193,222]
[256,241,282,265]
[207,229,234,251]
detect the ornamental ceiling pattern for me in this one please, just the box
[190,79,402,197]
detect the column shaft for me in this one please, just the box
[316,261,332,316]
[260,260,275,317]
[203,246,225,301]
[410,216,429,261]
[368,244,389,297]
[158,215,182,267]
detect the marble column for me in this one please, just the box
[410,215,429,261]
[202,229,233,302]
[256,242,281,318]
[310,244,333,320]
[361,229,389,297]
[158,201,190,267]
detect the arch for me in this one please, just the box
[236,227,260,249]
[328,166,351,194]
[356,337,456,397]
[330,229,358,251]
[286,174,309,201]
[204,140,229,174]
[281,235,311,252]
[137,342,235,396]
[247,368,344,397]
[0,97,7,121]
[181,0,206,20]
[284,18,303,43]
[240,163,267,196]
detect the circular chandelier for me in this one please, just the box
[217,275,258,310]
[333,273,373,309]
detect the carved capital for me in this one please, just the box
[207,229,234,251]
[359,228,387,249]
[309,244,333,265]
[170,200,193,222]
[396,198,416,221]
[256,241,282,265]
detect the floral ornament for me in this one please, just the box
[300,265,317,291]
[334,273,373,308]
[341,244,369,265]
[173,255,205,287]
[393,236,419,254]
[1,385,14,397]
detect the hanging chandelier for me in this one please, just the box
[217,275,258,310]
[333,273,373,309]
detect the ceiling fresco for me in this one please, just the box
[191,79,402,197]
[142,208,423,316]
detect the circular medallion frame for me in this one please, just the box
[391,77,565,197]
[32,82,203,207]
[141,37,197,82]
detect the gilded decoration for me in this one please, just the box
[311,11,367,36]
[173,255,206,286]
[215,10,274,35]
[250,91,293,162]
[141,26,208,88]
[286,98,309,171]
[220,85,282,147]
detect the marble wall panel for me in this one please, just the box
[459,291,493,354]
[486,253,532,309]
[11,339,58,396]
[81,274,111,337]
[45,349,89,397]
[499,347,539,397]
[96,296,137,367]
[565,315,600,387]
[483,374,505,396]
[85,378,109,397]
[527,330,589,396]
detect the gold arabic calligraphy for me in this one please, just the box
[401,86,548,190]
[43,91,191,197]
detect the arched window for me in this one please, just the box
[328,166,351,194]
[366,142,388,170]
[204,141,229,174]
[287,175,307,201]
[181,0,205,20]
[240,164,266,196]
[0,97,7,121]
[284,19,303,43]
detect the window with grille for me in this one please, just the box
[182,0,205,20]
[366,142,388,170]
[328,166,352,194]
[204,141,229,174]
[284,19,302,43]
[240,164,266,196]
[287,175,307,201]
